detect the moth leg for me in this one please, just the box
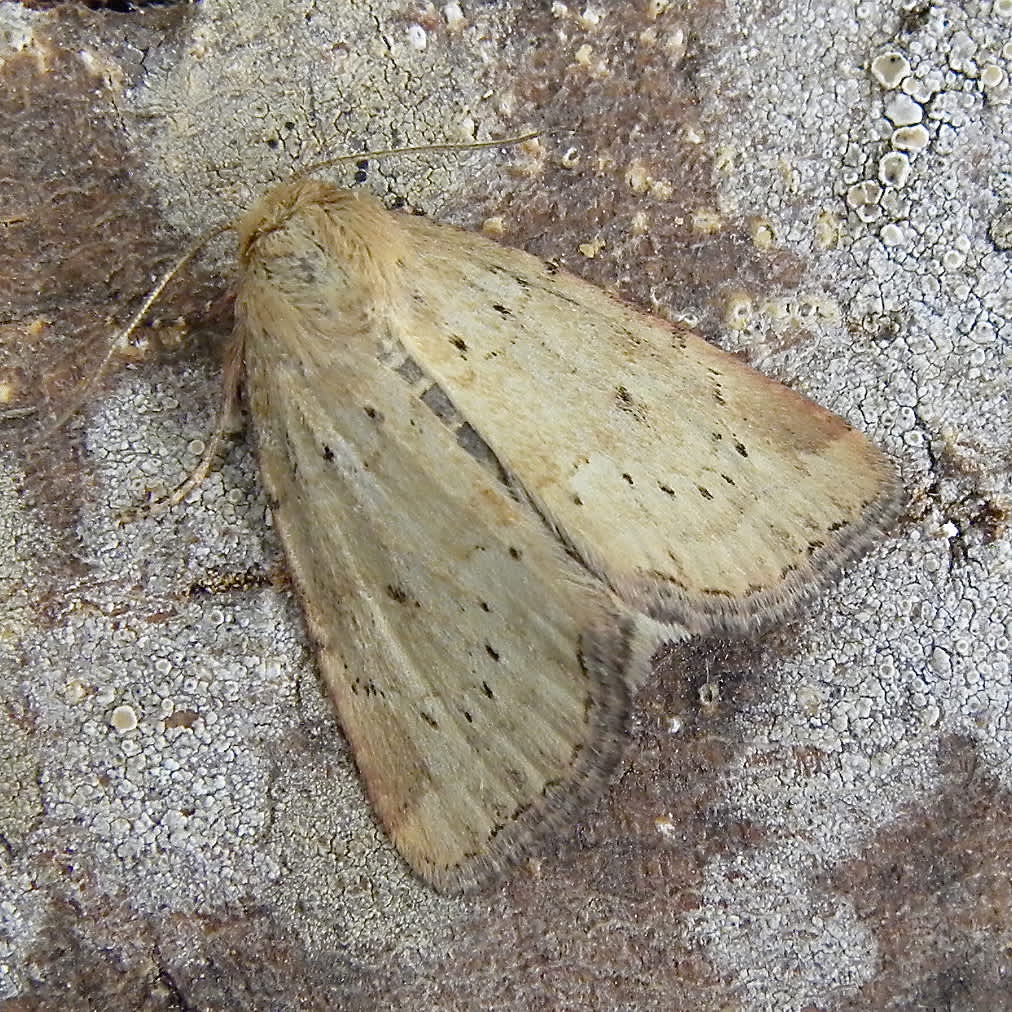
[119,334,246,522]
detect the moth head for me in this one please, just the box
[237,180,410,299]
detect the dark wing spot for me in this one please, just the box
[364,404,383,422]
[721,473,736,486]
[481,681,495,699]
[421,383,456,422]
[321,444,335,461]
[396,356,426,384]
[456,422,509,482]
[622,473,634,485]
[450,335,468,353]
[615,385,648,422]
[485,643,501,662]
[658,483,675,496]
[492,303,512,317]
[479,600,491,612]
[386,584,409,604]
[420,712,440,730]
[698,485,714,501]
[508,546,522,559]
[734,441,748,458]
[573,494,584,505]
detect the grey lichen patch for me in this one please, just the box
[25,596,305,902]
[870,50,911,89]
[0,705,42,851]
[263,722,464,961]
[685,850,878,1003]
[675,0,1011,1005]
[120,0,526,255]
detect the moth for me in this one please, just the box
[223,174,902,893]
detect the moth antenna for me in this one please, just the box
[33,133,545,518]
[33,220,234,447]
[29,133,541,443]
[293,129,544,181]
[118,330,245,523]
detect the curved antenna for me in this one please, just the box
[27,129,545,512]
[292,130,542,182]
[36,220,234,445]
[39,131,542,442]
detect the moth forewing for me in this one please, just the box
[388,214,903,635]
[235,181,639,893]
